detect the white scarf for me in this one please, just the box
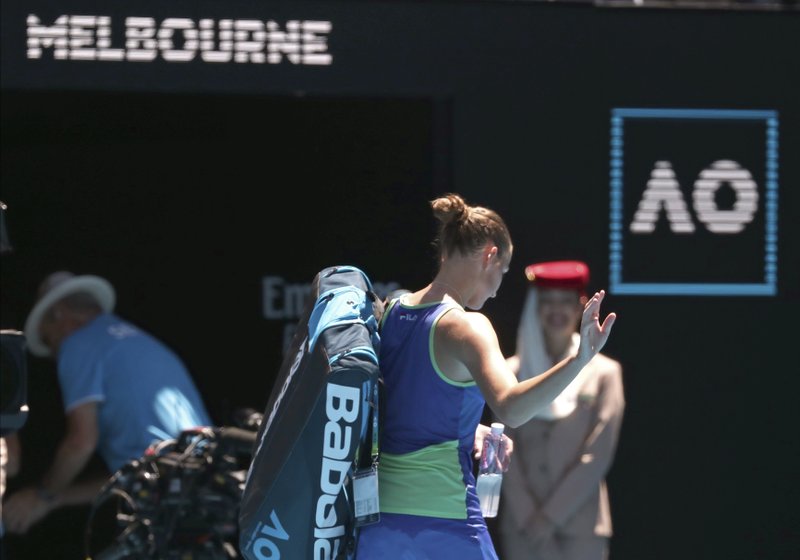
[515,289,589,420]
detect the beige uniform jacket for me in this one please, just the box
[498,353,625,539]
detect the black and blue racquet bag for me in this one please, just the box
[239,265,383,560]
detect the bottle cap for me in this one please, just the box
[490,422,504,436]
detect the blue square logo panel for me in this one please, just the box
[609,108,779,296]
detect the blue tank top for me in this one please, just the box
[377,298,485,518]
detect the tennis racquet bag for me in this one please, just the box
[239,265,383,560]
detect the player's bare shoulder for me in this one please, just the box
[436,306,493,343]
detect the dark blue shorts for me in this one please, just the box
[356,512,498,560]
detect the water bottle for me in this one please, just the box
[476,422,506,518]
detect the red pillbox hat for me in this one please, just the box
[524,260,590,293]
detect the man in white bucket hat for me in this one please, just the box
[3,271,212,534]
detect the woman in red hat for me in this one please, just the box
[356,195,616,560]
[497,261,625,560]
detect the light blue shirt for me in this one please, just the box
[58,313,212,471]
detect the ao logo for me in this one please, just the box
[629,159,758,234]
[608,107,779,296]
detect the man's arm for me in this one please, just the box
[40,401,99,493]
[2,401,100,534]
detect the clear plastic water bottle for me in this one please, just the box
[476,422,506,518]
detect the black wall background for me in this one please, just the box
[1,1,798,559]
